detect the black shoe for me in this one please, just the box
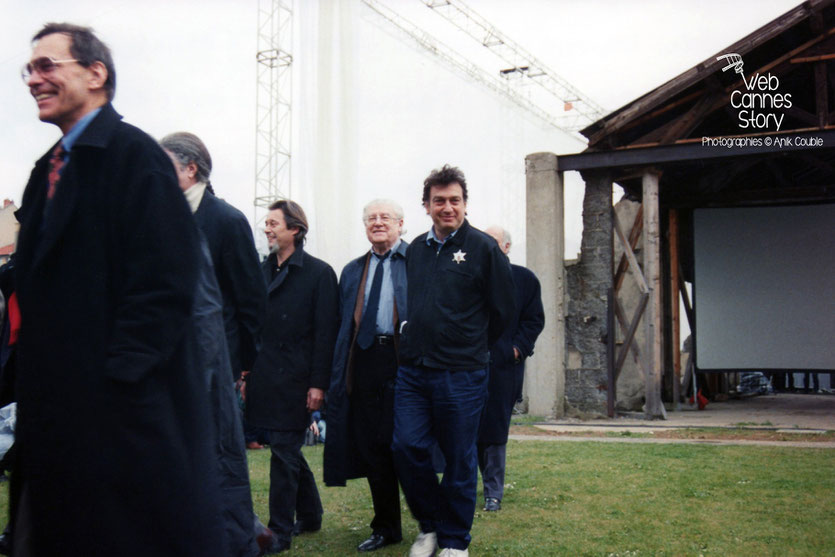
[357,533,400,552]
[292,518,322,536]
[483,497,501,512]
[0,532,11,556]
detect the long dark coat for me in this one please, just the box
[246,247,339,432]
[323,241,408,487]
[13,104,224,556]
[194,238,258,557]
[478,264,545,445]
[193,191,266,379]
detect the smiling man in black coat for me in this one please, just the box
[246,200,339,554]
[392,165,516,557]
[14,23,223,556]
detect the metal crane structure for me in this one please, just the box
[361,0,574,132]
[254,0,293,225]
[420,0,605,132]
[253,0,602,221]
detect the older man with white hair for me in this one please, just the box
[324,199,408,552]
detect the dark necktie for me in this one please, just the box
[46,143,66,200]
[356,252,388,350]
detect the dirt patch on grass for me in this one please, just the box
[509,425,835,443]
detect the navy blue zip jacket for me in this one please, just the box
[400,219,516,371]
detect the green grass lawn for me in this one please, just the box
[2,440,832,555]
[250,441,834,556]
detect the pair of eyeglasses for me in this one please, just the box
[364,214,393,224]
[21,57,79,83]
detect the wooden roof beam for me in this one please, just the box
[586,4,835,146]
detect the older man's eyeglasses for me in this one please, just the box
[21,57,79,83]
[364,214,394,225]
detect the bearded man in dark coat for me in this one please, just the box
[245,200,339,554]
[13,23,223,556]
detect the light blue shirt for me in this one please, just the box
[426,226,458,252]
[363,239,401,335]
[60,107,101,162]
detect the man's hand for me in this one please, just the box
[307,387,324,411]
[309,420,320,436]
[513,346,521,363]
[237,371,250,402]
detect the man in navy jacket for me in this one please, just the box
[478,226,545,513]
[393,165,515,557]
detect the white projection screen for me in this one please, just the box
[693,204,835,371]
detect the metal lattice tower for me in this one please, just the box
[255,0,293,224]
[420,0,605,131]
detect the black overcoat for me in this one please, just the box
[13,104,224,556]
[246,248,339,432]
[194,237,258,557]
[193,191,266,379]
[478,264,545,445]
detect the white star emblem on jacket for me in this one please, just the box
[452,250,466,264]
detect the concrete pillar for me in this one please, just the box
[524,153,565,418]
[643,170,666,419]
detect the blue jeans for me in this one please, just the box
[391,365,488,550]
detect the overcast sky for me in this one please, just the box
[0,0,800,268]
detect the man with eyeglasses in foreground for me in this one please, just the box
[324,199,409,552]
[13,23,223,556]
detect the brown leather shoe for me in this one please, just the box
[255,521,290,557]
[246,441,265,450]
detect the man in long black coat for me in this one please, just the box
[246,200,339,553]
[160,132,265,384]
[477,226,545,513]
[161,132,267,557]
[160,132,268,449]
[13,23,223,556]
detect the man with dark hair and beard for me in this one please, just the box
[246,200,339,554]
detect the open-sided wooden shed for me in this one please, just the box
[526,0,835,418]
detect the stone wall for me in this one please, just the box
[563,172,611,415]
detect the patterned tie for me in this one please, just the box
[47,143,66,200]
[356,251,389,350]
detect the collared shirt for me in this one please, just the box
[363,238,401,335]
[61,107,102,162]
[42,108,102,224]
[426,226,458,252]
